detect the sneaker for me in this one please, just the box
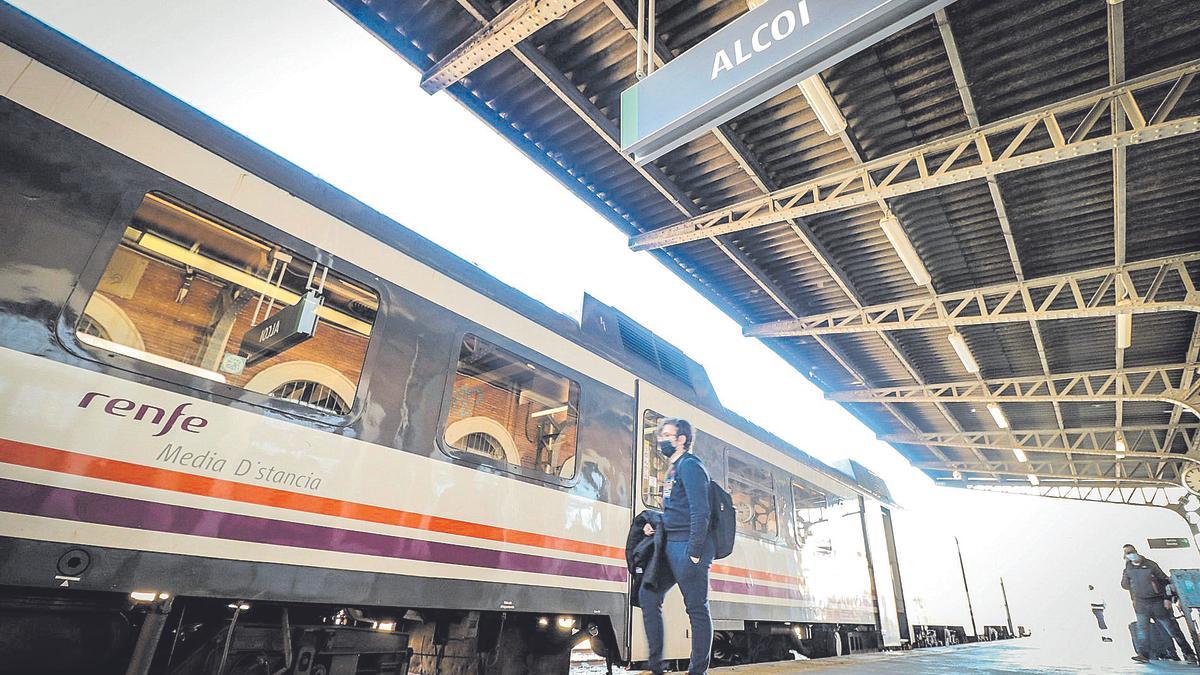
[1101,637,1113,643]
[1131,655,1150,664]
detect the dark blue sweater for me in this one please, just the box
[662,453,711,559]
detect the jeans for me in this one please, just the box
[640,538,715,674]
[1092,608,1107,630]
[1134,598,1195,659]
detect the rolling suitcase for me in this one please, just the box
[1129,619,1179,659]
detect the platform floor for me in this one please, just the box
[708,637,1197,674]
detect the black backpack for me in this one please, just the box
[708,479,735,560]
[680,454,736,560]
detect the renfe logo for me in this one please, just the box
[711,1,811,80]
[78,392,208,437]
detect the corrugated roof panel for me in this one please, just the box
[889,180,1016,295]
[997,154,1115,279]
[947,0,1107,124]
[1125,0,1200,79]
[1126,136,1200,263]
[826,16,968,160]
[805,204,923,306]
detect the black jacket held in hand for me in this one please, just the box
[1122,557,1170,600]
[626,510,668,607]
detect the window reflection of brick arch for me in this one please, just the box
[444,417,521,466]
[80,293,146,351]
[245,361,356,411]
[269,381,350,414]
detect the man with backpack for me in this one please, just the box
[640,417,715,675]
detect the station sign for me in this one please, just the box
[1148,537,1191,550]
[620,0,956,164]
[239,291,321,366]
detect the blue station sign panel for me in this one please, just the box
[620,0,956,164]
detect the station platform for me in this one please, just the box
[706,637,1198,674]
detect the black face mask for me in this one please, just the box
[658,439,676,457]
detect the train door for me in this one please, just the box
[861,499,903,647]
[628,380,693,662]
[880,506,911,642]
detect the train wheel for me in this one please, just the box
[711,631,742,666]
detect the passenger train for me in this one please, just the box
[0,6,980,674]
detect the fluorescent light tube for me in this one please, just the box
[798,76,847,136]
[987,403,1009,429]
[1027,474,1040,486]
[1115,437,1127,458]
[1012,447,1028,463]
[1116,312,1132,350]
[947,331,979,374]
[879,216,931,287]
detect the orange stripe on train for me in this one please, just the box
[0,437,804,587]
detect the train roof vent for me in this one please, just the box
[617,317,692,385]
[580,295,721,409]
[833,459,895,504]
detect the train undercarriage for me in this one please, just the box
[0,586,619,675]
[0,585,885,674]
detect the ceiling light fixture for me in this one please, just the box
[987,403,1009,429]
[1027,474,1040,486]
[797,76,848,136]
[1116,311,1133,350]
[1012,447,1028,463]
[947,330,980,374]
[879,215,931,287]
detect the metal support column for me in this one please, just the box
[125,595,175,675]
[956,536,978,641]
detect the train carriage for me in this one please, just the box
[0,5,961,674]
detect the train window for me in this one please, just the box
[74,193,378,411]
[444,334,580,478]
[792,479,837,547]
[641,409,670,508]
[726,451,778,537]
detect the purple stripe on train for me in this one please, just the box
[710,578,806,600]
[0,478,628,583]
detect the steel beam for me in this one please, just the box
[1108,0,1128,270]
[629,58,1200,251]
[924,455,1188,481]
[831,363,1200,416]
[920,461,1185,482]
[1109,0,1130,439]
[745,253,1200,337]
[884,425,1200,457]
[421,0,588,93]
[967,484,1180,507]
